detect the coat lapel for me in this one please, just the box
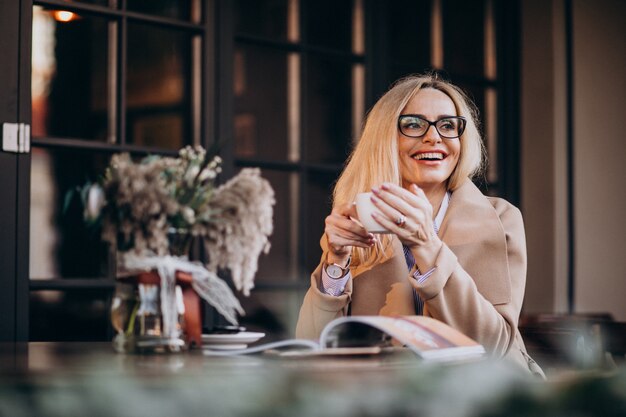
[438,180,511,304]
[348,179,512,315]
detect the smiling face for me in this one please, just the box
[398,88,461,194]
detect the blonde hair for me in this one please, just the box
[333,74,485,267]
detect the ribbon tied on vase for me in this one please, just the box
[122,253,245,342]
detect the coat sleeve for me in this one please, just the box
[411,200,527,357]
[295,240,353,339]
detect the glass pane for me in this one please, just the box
[484,88,498,184]
[458,83,485,125]
[304,171,339,273]
[388,63,431,88]
[235,0,289,40]
[238,290,303,339]
[60,0,111,6]
[388,0,431,70]
[233,45,290,161]
[484,187,500,197]
[31,7,111,141]
[254,170,300,283]
[305,0,354,51]
[305,57,352,164]
[126,23,193,150]
[127,0,200,23]
[457,83,489,184]
[30,148,111,280]
[30,290,111,341]
[443,0,485,77]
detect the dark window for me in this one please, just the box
[29,1,206,341]
[20,0,519,341]
[232,0,366,335]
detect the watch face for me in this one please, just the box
[326,264,344,279]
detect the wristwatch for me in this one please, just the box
[325,256,351,279]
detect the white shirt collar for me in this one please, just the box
[433,191,451,234]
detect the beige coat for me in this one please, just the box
[296,179,543,376]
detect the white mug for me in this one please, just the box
[355,192,391,234]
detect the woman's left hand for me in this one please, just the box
[370,183,442,256]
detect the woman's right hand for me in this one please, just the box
[324,203,376,265]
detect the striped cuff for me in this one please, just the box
[321,266,351,296]
[411,266,437,284]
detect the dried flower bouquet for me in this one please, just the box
[81,146,275,339]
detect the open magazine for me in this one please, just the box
[203,315,486,362]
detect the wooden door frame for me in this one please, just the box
[0,0,31,342]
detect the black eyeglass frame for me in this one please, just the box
[397,115,467,139]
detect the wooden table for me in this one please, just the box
[1,342,624,417]
[1,342,421,377]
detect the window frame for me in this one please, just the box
[25,0,217,340]
[225,0,370,292]
[0,0,521,342]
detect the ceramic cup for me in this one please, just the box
[355,192,391,234]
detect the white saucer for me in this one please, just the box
[201,331,265,345]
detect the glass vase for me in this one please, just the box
[111,229,202,353]
[167,228,193,257]
[111,276,187,354]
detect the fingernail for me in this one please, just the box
[371,187,380,195]
[381,183,390,190]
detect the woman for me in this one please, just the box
[296,74,543,376]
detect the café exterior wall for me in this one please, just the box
[521,0,568,315]
[521,0,626,320]
[572,0,626,320]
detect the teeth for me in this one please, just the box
[414,152,444,160]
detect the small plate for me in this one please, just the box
[201,331,265,345]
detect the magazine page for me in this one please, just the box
[319,315,486,362]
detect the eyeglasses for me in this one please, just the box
[398,115,466,139]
